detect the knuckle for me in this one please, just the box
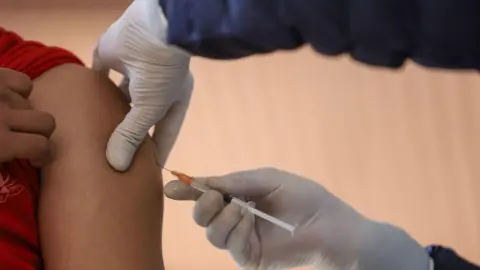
[38,111,56,133]
[261,166,277,173]
[192,208,210,227]
[0,68,32,91]
[193,201,207,226]
[25,136,51,166]
[206,205,241,250]
[213,206,241,229]
[223,203,243,221]
[29,138,53,167]
[35,137,51,155]
[192,210,204,226]
[206,226,224,248]
[258,166,279,176]
[0,89,11,105]
[198,191,224,209]
[0,69,9,87]
[193,191,224,226]
[15,73,33,92]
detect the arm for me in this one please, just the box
[159,0,480,69]
[29,64,164,270]
[427,246,480,270]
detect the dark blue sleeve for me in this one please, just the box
[159,0,480,70]
[427,245,480,270]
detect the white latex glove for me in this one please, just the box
[164,167,432,270]
[92,0,192,171]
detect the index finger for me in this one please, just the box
[0,68,33,98]
[0,87,32,109]
[164,180,203,201]
[4,132,54,167]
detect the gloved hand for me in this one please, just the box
[92,0,193,171]
[164,167,432,270]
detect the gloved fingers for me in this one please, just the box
[227,210,257,267]
[164,180,202,201]
[106,105,159,171]
[206,202,243,249]
[193,190,224,227]
[153,73,193,166]
[118,76,131,101]
[203,168,282,198]
[91,43,110,77]
[153,100,189,167]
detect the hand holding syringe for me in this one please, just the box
[163,168,296,234]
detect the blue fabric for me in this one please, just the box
[427,245,480,270]
[159,0,480,69]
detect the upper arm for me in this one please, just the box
[29,64,164,270]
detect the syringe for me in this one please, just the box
[163,168,296,234]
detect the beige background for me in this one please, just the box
[1,6,479,269]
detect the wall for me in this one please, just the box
[2,0,132,9]
[1,8,479,269]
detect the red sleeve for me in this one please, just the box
[0,27,84,270]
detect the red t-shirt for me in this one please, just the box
[0,161,42,270]
[0,27,84,270]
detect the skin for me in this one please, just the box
[28,64,164,270]
[0,68,55,168]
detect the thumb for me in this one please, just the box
[164,180,202,201]
[107,105,167,171]
[107,76,172,171]
[91,43,110,77]
[203,168,282,198]
[118,76,131,100]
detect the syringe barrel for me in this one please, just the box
[230,198,296,233]
[190,180,210,193]
[191,180,233,203]
[190,179,296,233]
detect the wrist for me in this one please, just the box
[158,0,167,16]
[426,245,479,270]
[356,221,431,270]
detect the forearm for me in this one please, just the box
[29,64,164,270]
[158,0,480,69]
[427,246,480,270]
[158,0,303,59]
[360,222,480,270]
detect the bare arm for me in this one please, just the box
[29,64,164,270]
